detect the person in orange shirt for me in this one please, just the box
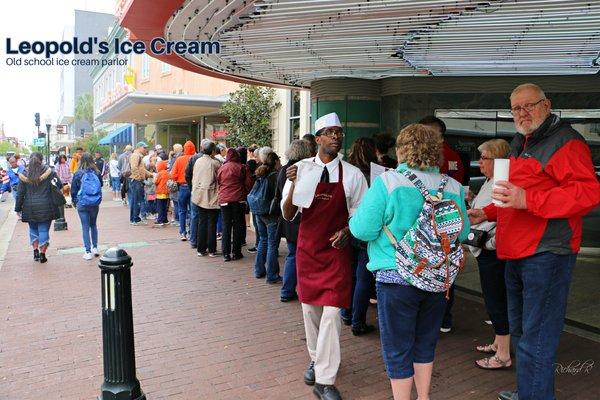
[69,147,84,174]
[170,140,197,240]
[154,160,170,226]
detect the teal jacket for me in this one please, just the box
[349,163,470,272]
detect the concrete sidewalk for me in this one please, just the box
[0,198,597,399]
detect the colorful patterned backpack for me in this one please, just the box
[383,170,465,297]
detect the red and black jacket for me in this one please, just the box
[484,114,600,260]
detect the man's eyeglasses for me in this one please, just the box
[510,98,546,115]
[319,128,344,139]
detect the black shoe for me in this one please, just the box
[190,244,197,249]
[255,274,266,279]
[197,252,208,257]
[267,276,282,284]
[223,255,231,262]
[39,253,47,263]
[341,316,352,326]
[33,249,40,262]
[351,324,376,336]
[247,247,257,253]
[303,361,315,386]
[497,390,518,400]
[313,383,341,400]
[280,294,297,302]
[232,253,244,261]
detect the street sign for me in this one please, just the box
[33,138,46,147]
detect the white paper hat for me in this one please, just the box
[315,112,342,134]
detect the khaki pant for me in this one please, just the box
[301,303,342,385]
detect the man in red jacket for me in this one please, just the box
[469,83,600,400]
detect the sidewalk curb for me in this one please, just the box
[0,200,18,270]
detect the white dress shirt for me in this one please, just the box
[281,154,368,221]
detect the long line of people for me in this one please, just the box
[13,81,600,400]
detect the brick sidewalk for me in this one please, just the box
[0,200,598,399]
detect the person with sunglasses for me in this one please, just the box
[469,83,600,400]
[281,112,368,400]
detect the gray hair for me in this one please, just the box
[258,146,273,163]
[173,143,183,154]
[510,83,546,101]
[201,139,216,155]
[285,139,313,162]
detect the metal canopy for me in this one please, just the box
[162,0,600,87]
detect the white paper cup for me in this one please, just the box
[493,158,510,205]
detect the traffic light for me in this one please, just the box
[34,112,40,127]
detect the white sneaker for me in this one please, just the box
[83,252,93,260]
[91,247,100,256]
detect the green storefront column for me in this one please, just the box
[311,79,381,154]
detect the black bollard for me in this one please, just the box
[54,203,68,231]
[98,248,145,400]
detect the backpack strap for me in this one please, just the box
[435,175,450,200]
[401,170,432,200]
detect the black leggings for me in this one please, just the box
[220,202,245,257]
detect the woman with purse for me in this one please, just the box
[467,139,512,370]
[349,124,470,400]
[14,152,62,263]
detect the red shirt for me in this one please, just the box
[440,142,464,184]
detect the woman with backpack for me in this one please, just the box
[71,153,103,261]
[15,152,62,263]
[249,151,282,283]
[349,124,470,400]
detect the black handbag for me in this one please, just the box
[463,228,488,248]
[51,181,66,207]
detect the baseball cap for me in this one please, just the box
[136,141,149,148]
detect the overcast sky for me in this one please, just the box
[0,0,115,144]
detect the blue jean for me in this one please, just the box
[189,203,200,246]
[28,221,51,247]
[77,205,99,252]
[280,241,297,298]
[216,211,222,234]
[505,252,576,400]
[254,216,281,282]
[110,177,120,192]
[376,282,446,379]
[252,213,261,247]
[342,247,375,328]
[177,185,191,235]
[129,179,144,223]
[11,188,18,201]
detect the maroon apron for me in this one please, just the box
[296,163,352,308]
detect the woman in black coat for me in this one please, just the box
[15,153,61,263]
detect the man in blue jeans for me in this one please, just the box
[469,83,600,400]
[128,141,153,225]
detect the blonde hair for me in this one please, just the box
[395,124,443,169]
[478,139,510,159]
[110,152,118,161]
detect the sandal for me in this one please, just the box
[475,355,512,370]
[476,343,498,354]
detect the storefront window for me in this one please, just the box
[289,90,301,142]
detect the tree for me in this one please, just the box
[0,141,28,155]
[73,129,109,158]
[221,85,280,147]
[74,92,94,128]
